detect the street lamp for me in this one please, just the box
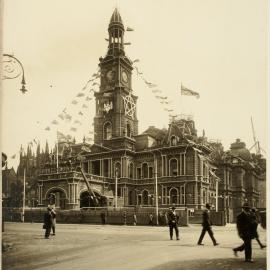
[115,168,119,208]
[2,54,27,94]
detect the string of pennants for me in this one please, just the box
[8,69,101,160]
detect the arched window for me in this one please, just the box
[142,190,149,205]
[170,188,178,204]
[126,123,131,137]
[128,162,134,179]
[170,136,177,146]
[103,122,112,140]
[115,162,121,178]
[142,163,148,179]
[170,159,178,176]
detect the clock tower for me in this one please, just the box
[94,8,138,149]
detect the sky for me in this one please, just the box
[1,0,268,169]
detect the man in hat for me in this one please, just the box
[43,207,53,239]
[167,206,179,240]
[197,203,219,246]
[233,202,254,262]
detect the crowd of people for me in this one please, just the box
[42,202,266,262]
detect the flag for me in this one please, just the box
[126,26,134,31]
[181,84,200,98]
[58,113,65,120]
[82,104,88,108]
[65,114,72,121]
[74,120,82,125]
[70,127,77,132]
[51,120,59,125]
[45,126,50,131]
[124,42,131,45]
[57,131,70,142]
[77,93,85,97]
[78,111,83,116]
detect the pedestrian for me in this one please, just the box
[197,203,219,246]
[232,202,254,262]
[51,207,56,235]
[43,207,53,239]
[149,213,154,226]
[167,206,179,240]
[133,213,137,226]
[250,208,266,249]
[100,212,106,225]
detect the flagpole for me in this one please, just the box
[56,131,59,172]
[22,168,26,223]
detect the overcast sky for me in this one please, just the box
[1,0,267,168]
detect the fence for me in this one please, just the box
[2,207,189,226]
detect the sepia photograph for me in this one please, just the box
[1,1,268,269]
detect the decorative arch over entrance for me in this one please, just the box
[45,187,68,209]
[79,189,107,208]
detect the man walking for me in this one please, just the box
[167,206,179,240]
[233,202,254,262]
[43,207,53,239]
[197,203,219,246]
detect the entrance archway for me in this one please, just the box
[46,189,67,209]
[80,190,107,208]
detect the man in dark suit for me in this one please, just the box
[197,203,219,246]
[43,207,53,239]
[233,202,254,262]
[167,206,179,240]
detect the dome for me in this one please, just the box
[229,139,252,161]
[109,8,123,26]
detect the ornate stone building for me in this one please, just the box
[31,9,265,222]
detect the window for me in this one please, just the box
[180,186,185,205]
[103,122,112,140]
[149,167,153,178]
[142,163,148,179]
[170,136,177,146]
[126,123,131,137]
[128,162,134,179]
[142,190,149,205]
[170,159,178,176]
[115,162,121,178]
[170,188,178,204]
[137,168,141,179]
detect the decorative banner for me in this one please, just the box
[126,26,134,31]
[51,120,59,125]
[74,120,82,125]
[181,84,200,99]
[122,94,136,119]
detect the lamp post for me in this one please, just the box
[115,168,118,208]
[2,54,27,93]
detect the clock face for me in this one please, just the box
[122,71,128,83]
[106,70,115,82]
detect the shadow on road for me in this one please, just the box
[149,257,266,270]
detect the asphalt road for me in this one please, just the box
[2,222,267,270]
